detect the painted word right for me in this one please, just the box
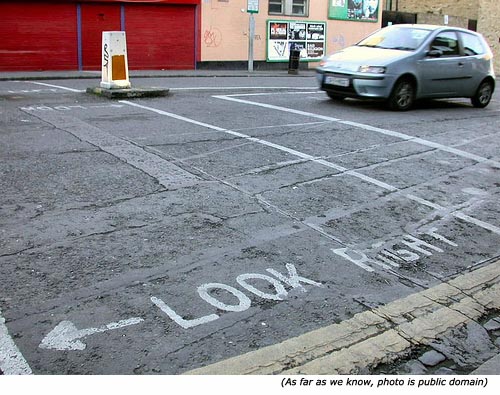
[332,227,458,273]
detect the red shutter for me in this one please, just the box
[125,4,196,70]
[81,3,122,70]
[0,2,78,71]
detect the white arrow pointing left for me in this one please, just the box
[39,317,144,351]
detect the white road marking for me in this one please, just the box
[452,212,500,235]
[22,81,318,94]
[408,194,500,236]
[120,100,500,246]
[211,91,322,96]
[235,121,327,131]
[20,104,124,111]
[7,88,59,93]
[170,87,319,92]
[152,264,323,329]
[151,296,219,329]
[0,309,32,375]
[119,100,396,191]
[406,194,443,210]
[215,95,500,169]
[39,318,144,351]
[27,81,85,93]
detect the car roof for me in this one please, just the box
[388,24,476,34]
[390,24,440,30]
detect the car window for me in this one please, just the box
[357,27,431,51]
[461,32,485,56]
[430,31,460,56]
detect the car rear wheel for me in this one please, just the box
[471,80,494,108]
[388,78,415,111]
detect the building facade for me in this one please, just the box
[1,1,497,73]
[198,0,382,70]
[0,0,200,71]
[0,0,383,71]
[384,0,500,74]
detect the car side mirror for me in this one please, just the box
[427,49,443,58]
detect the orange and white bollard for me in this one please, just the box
[100,31,131,89]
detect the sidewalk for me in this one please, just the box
[0,68,316,81]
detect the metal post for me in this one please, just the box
[248,13,255,72]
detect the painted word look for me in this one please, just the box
[151,263,323,329]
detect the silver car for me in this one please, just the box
[316,24,496,110]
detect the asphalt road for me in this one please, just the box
[1,75,499,375]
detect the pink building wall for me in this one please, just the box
[200,0,382,68]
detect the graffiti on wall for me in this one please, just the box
[204,27,222,47]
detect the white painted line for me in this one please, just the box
[120,100,227,131]
[170,87,319,92]
[28,81,85,93]
[0,309,32,375]
[185,259,500,375]
[213,96,341,122]
[215,95,500,169]
[119,100,397,192]
[405,194,442,210]
[235,121,328,131]
[407,194,500,236]
[212,91,322,97]
[151,296,219,329]
[7,88,58,94]
[40,317,144,351]
[453,212,500,236]
[119,101,500,244]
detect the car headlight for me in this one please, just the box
[358,65,386,74]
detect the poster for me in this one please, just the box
[269,22,288,40]
[267,20,326,62]
[329,0,379,22]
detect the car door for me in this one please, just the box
[458,31,488,96]
[418,31,468,97]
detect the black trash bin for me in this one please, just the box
[288,49,301,75]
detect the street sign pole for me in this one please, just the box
[247,0,259,73]
[248,13,255,72]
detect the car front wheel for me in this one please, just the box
[471,80,494,108]
[388,78,415,111]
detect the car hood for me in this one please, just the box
[319,46,412,72]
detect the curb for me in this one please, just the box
[185,259,500,375]
[0,70,316,82]
[471,353,500,375]
[86,86,169,99]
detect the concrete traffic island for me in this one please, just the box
[87,31,169,99]
[86,86,169,99]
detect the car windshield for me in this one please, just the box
[357,26,432,51]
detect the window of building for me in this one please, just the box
[468,19,478,32]
[269,0,308,17]
[269,0,283,14]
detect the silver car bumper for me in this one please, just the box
[317,71,396,99]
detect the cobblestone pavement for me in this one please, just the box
[376,314,500,375]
